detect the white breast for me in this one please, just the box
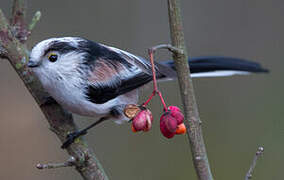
[45,79,112,117]
[32,64,139,123]
[43,76,139,123]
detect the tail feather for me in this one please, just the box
[161,56,269,78]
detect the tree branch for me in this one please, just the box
[167,0,214,179]
[0,1,109,179]
[10,0,29,42]
[245,146,264,180]
[36,156,76,170]
[28,11,41,32]
[149,44,184,54]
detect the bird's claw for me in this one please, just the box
[61,130,87,149]
[40,96,57,107]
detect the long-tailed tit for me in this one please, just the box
[27,37,268,148]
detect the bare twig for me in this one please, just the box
[10,0,26,26]
[0,1,109,180]
[10,0,29,42]
[28,11,41,32]
[36,156,76,170]
[149,44,184,54]
[167,0,214,179]
[245,146,264,180]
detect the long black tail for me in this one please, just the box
[162,56,269,78]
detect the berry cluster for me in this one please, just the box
[160,106,186,138]
[123,49,187,138]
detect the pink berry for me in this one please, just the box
[168,106,181,112]
[165,114,178,132]
[168,106,184,125]
[171,110,184,125]
[160,112,178,138]
[160,117,175,138]
[132,109,153,132]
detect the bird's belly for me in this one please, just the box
[56,95,108,117]
[60,99,104,117]
[43,81,138,123]
[45,84,110,117]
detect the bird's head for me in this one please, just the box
[28,37,88,86]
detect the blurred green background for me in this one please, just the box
[0,0,282,179]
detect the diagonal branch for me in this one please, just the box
[0,1,109,180]
[245,146,264,180]
[167,0,214,179]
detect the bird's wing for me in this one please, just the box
[83,42,161,104]
[103,45,177,77]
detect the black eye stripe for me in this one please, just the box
[43,41,78,57]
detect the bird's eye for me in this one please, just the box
[48,53,58,62]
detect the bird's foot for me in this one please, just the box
[61,130,87,149]
[40,96,57,107]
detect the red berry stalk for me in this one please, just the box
[124,48,187,138]
[142,49,167,111]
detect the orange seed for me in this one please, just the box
[176,123,186,134]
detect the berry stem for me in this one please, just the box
[142,49,168,111]
[157,91,168,111]
[149,49,158,92]
[142,91,155,106]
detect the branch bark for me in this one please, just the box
[245,147,264,180]
[167,0,214,179]
[0,1,109,180]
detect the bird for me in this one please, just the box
[27,37,268,148]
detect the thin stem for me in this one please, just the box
[0,9,10,31]
[148,49,158,92]
[11,0,26,26]
[142,48,168,111]
[36,157,76,170]
[167,0,213,179]
[143,91,156,106]
[150,44,184,54]
[157,91,167,111]
[28,11,41,32]
[245,146,264,180]
[10,0,28,42]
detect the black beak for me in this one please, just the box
[27,60,39,68]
